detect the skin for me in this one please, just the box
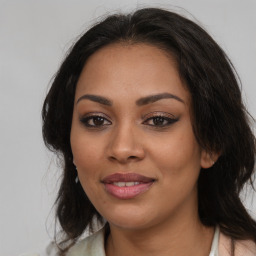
[70,43,217,256]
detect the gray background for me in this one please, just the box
[0,0,255,255]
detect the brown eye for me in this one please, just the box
[152,117,166,126]
[80,115,112,127]
[143,114,178,127]
[92,116,105,126]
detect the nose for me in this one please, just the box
[106,124,145,164]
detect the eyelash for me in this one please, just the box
[79,114,112,128]
[143,113,178,127]
[79,112,178,129]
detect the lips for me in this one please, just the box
[102,173,155,199]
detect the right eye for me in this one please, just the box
[79,115,112,128]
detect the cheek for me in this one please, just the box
[154,137,201,209]
[152,133,200,165]
[71,121,102,162]
[70,126,104,184]
[148,127,202,184]
[71,134,103,201]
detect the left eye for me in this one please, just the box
[80,115,112,127]
[143,116,178,127]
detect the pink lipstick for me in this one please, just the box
[102,173,155,199]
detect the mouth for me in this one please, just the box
[101,173,155,199]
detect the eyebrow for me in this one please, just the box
[76,92,184,106]
[76,94,113,106]
[136,93,184,106]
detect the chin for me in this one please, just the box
[102,204,158,231]
[108,218,152,231]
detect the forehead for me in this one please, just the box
[75,43,190,104]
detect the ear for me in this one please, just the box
[200,150,219,169]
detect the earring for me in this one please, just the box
[211,158,216,167]
[209,152,215,166]
[73,162,79,183]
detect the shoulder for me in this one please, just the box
[219,232,256,256]
[66,228,106,256]
[19,228,106,256]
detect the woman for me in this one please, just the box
[42,7,256,256]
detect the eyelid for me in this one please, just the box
[79,112,111,120]
[142,111,176,120]
[142,111,179,127]
[79,112,112,128]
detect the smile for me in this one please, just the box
[102,173,155,199]
[113,181,141,187]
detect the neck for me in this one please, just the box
[105,210,214,256]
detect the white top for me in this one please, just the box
[20,225,256,256]
[66,226,220,256]
[210,226,220,256]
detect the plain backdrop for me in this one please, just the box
[0,0,255,255]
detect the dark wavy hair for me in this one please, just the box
[42,7,256,254]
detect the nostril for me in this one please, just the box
[107,141,145,163]
[108,155,139,163]
[109,156,116,161]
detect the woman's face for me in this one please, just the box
[71,43,212,230]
